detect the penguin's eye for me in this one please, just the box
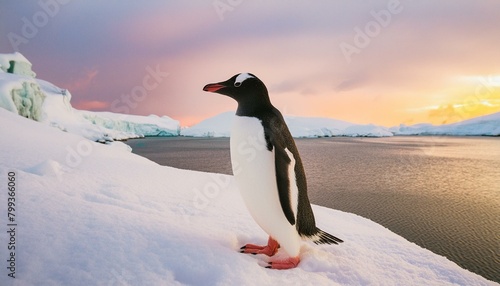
[234,81,242,87]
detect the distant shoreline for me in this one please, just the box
[120,134,500,142]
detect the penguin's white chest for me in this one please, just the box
[230,115,300,257]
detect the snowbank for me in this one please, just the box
[0,53,180,142]
[0,108,495,285]
[391,112,500,136]
[182,111,394,138]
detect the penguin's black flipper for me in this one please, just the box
[260,109,300,227]
[273,146,296,226]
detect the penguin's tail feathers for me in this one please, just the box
[310,228,344,245]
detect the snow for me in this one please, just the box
[0,108,496,285]
[0,53,180,142]
[285,115,353,137]
[391,112,500,136]
[182,111,235,137]
[285,115,393,137]
[182,111,394,138]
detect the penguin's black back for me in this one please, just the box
[240,106,318,236]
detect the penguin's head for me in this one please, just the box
[203,73,270,106]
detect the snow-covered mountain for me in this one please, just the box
[391,112,500,136]
[181,111,235,137]
[184,111,500,138]
[183,111,394,138]
[0,53,180,142]
[1,104,496,285]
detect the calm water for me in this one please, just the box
[126,136,500,282]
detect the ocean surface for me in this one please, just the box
[125,136,500,282]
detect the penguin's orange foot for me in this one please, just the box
[240,237,279,256]
[266,256,300,270]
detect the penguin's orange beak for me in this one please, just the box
[203,83,225,92]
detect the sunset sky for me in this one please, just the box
[1,1,499,127]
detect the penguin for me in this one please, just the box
[203,73,343,269]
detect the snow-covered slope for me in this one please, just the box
[0,108,496,285]
[0,53,180,142]
[391,112,500,136]
[183,111,394,138]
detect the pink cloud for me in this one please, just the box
[74,100,109,111]
[64,68,99,93]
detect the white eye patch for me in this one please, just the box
[234,73,254,87]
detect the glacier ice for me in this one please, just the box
[0,72,46,121]
[11,81,46,121]
[0,52,36,77]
